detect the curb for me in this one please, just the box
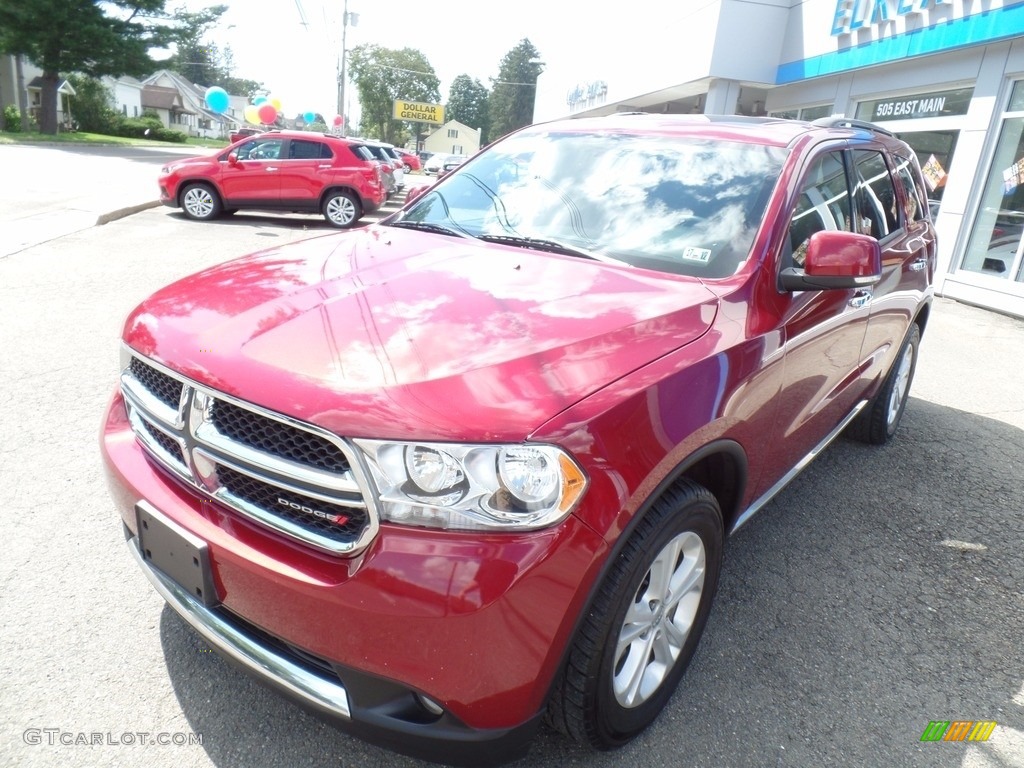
[96,200,160,226]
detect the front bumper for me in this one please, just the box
[101,390,607,764]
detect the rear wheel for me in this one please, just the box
[180,183,222,221]
[849,324,920,445]
[322,190,360,228]
[547,479,723,750]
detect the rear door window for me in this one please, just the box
[289,139,332,160]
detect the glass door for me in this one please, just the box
[961,81,1024,283]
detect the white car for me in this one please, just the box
[423,153,451,175]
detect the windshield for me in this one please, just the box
[393,131,787,277]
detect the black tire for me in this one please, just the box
[848,324,920,445]
[547,479,723,750]
[322,190,361,228]
[179,183,222,221]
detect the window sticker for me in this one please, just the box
[681,246,712,263]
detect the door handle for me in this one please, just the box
[910,258,927,272]
[849,289,872,309]
[265,166,278,172]
[318,164,332,169]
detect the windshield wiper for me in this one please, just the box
[387,220,474,239]
[476,234,629,265]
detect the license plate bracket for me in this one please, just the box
[135,501,219,607]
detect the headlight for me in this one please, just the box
[353,440,587,531]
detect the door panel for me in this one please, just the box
[219,138,284,203]
[756,149,871,494]
[855,151,934,391]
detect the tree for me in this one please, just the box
[0,0,174,134]
[489,39,544,142]
[164,4,226,86]
[347,44,440,144]
[446,74,489,141]
[66,73,119,133]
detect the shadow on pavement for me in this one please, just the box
[158,397,1024,768]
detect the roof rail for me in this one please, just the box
[811,117,895,137]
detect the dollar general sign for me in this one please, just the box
[393,100,445,124]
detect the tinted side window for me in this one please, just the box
[853,150,900,239]
[786,151,852,267]
[347,144,375,161]
[289,139,332,160]
[893,155,926,224]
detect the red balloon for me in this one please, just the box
[333,115,344,127]
[257,104,278,124]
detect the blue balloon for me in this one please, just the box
[204,86,229,114]
[303,111,316,124]
[253,96,268,106]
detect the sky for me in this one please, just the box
[171,0,607,126]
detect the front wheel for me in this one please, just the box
[322,190,360,228]
[179,183,222,221]
[849,324,921,445]
[547,479,723,750]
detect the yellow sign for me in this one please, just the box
[393,100,445,124]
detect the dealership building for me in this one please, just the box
[533,0,1024,318]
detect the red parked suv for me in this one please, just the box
[158,130,387,228]
[103,115,934,765]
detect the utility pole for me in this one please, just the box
[336,0,352,135]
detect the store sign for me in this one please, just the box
[566,81,608,113]
[856,87,973,121]
[393,100,444,124]
[831,0,956,36]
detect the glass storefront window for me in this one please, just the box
[894,130,960,219]
[961,105,1024,281]
[768,105,833,121]
[800,104,833,121]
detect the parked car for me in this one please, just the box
[103,114,934,766]
[361,141,405,194]
[437,154,467,178]
[395,147,422,171]
[228,126,264,144]
[158,130,387,228]
[423,152,450,175]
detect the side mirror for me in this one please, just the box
[780,230,881,291]
[228,151,240,166]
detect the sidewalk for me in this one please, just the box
[0,143,198,258]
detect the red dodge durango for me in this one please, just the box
[102,114,935,765]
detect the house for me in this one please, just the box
[0,54,75,130]
[141,70,239,139]
[102,75,144,119]
[422,120,481,156]
[141,83,194,132]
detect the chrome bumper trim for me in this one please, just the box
[128,535,351,719]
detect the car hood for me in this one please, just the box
[123,227,719,441]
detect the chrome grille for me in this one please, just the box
[210,400,350,473]
[119,349,378,555]
[139,419,186,469]
[130,357,183,410]
[216,465,367,543]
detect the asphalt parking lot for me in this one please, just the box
[1,143,1022,768]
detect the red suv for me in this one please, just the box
[103,115,934,765]
[158,130,387,228]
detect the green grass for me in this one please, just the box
[0,130,227,149]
